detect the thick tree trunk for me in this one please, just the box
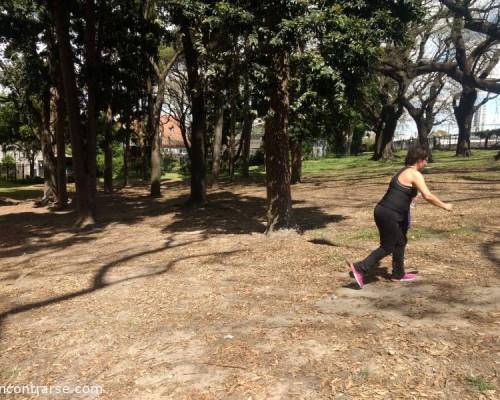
[181,22,207,204]
[211,98,224,183]
[373,105,402,161]
[150,122,162,196]
[104,104,113,193]
[454,86,476,157]
[54,86,68,207]
[50,0,93,224]
[41,89,57,203]
[416,120,433,162]
[84,0,98,217]
[264,49,293,232]
[290,137,302,185]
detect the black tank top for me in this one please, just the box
[378,167,418,215]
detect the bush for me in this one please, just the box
[162,154,178,172]
[178,156,191,175]
[1,155,16,167]
[249,149,265,166]
[17,176,44,184]
[362,137,376,152]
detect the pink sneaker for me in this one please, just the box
[348,261,364,289]
[391,273,416,282]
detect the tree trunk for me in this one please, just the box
[290,137,302,184]
[123,135,130,187]
[211,97,224,183]
[454,86,476,157]
[84,0,98,218]
[148,51,181,196]
[29,157,35,179]
[140,129,149,181]
[228,76,239,180]
[264,49,293,233]
[181,21,207,205]
[240,101,253,178]
[50,0,93,224]
[104,103,113,193]
[416,120,433,162]
[41,88,57,203]
[344,124,354,156]
[54,85,68,207]
[373,105,402,161]
[150,119,162,196]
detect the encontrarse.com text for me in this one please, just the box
[0,384,103,396]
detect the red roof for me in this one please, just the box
[160,115,185,148]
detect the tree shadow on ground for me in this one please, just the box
[0,188,189,259]
[481,233,499,272]
[343,265,394,290]
[456,175,500,183]
[0,184,346,260]
[0,237,240,338]
[160,191,346,236]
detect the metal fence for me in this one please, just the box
[0,164,30,181]
[393,134,500,151]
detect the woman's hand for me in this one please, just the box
[444,203,453,212]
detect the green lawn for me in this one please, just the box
[2,150,498,199]
[0,181,43,201]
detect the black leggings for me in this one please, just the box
[354,204,408,277]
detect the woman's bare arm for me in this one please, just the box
[412,171,453,211]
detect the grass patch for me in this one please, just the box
[333,228,378,242]
[409,224,480,240]
[299,150,498,179]
[465,375,495,393]
[0,182,43,201]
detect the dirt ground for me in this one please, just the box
[0,163,499,399]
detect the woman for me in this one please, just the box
[348,145,452,289]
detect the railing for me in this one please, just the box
[393,134,500,151]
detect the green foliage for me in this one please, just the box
[1,154,16,167]
[465,375,495,393]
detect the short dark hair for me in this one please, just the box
[405,144,428,166]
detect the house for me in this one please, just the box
[160,115,187,157]
[0,144,44,179]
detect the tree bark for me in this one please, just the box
[40,88,57,203]
[211,97,224,183]
[454,85,476,157]
[29,156,35,179]
[49,0,93,224]
[290,137,302,184]
[264,49,293,232]
[148,50,181,196]
[180,21,207,204]
[344,124,354,156]
[228,74,239,180]
[373,104,403,161]
[84,0,98,217]
[104,103,113,193]
[415,120,433,162]
[54,85,68,207]
[240,97,253,178]
[149,85,164,197]
[123,135,130,187]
